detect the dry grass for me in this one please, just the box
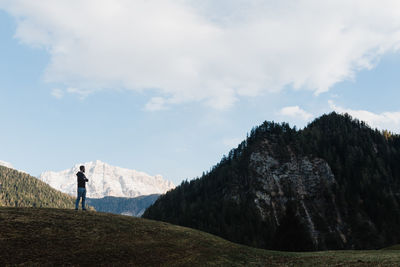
[0,207,399,266]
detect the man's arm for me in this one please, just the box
[78,172,88,183]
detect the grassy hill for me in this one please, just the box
[1,207,400,266]
[0,165,76,208]
[383,245,400,250]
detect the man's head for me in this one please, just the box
[80,165,85,172]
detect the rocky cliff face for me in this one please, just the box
[248,140,347,249]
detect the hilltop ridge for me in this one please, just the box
[0,165,75,209]
[144,112,400,251]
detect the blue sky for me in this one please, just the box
[1,1,400,185]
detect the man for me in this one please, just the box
[75,165,89,211]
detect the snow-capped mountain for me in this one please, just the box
[38,160,175,198]
[0,160,13,169]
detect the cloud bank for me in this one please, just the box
[2,0,400,109]
[279,106,313,121]
[329,101,400,133]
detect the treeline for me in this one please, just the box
[143,112,400,250]
[0,166,75,209]
[299,113,400,248]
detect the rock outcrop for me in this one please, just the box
[248,140,346,249]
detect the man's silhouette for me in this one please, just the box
[75,165,89,211]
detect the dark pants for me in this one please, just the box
[75,187,86,210]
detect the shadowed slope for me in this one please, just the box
[1,207,400,266]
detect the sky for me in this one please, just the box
[1,0,400,185]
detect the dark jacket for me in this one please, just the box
[77,171,89,188]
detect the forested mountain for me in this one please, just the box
[0,165,75,208]
[143,112,400,251]
[86,194,159,217]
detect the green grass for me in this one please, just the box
[383,245,400,250]
[0,207,399,266]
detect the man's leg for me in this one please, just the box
[75,188,82,210]
[82,188,87,210]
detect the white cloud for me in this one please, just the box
[66,87,94,99]
[2,0,400,109]
[280,106,313,120]
[51,87,94,99]
[51,88,63,99]
[329,100,400,133]
[145,97,168,111]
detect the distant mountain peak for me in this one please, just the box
[38,160,175,198]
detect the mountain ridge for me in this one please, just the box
[38,160,175,198]
[86,194,160,217]
[144,112,400,251]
